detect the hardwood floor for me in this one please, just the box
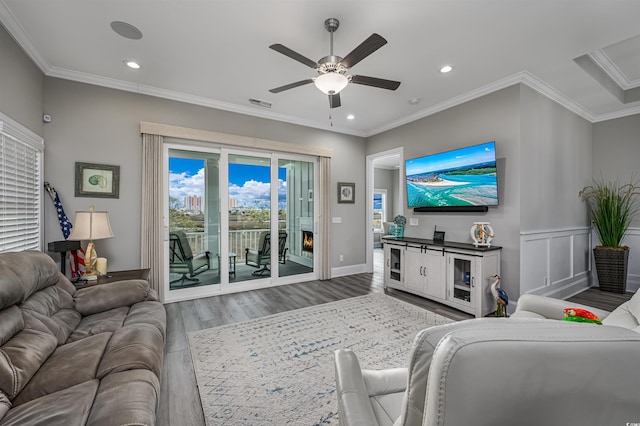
[158,262,633,426]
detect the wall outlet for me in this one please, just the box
[409,218,419,226]
[332,217,342,224]
[339,254,344,262]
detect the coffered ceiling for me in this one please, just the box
[2,0,640,137]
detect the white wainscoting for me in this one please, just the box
[520,228,592,299]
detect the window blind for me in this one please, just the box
[0,113,44,252]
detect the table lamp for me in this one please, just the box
[68,205,114,276]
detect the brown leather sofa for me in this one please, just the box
[0,251,166,426]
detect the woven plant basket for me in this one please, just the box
[593,246,629,294]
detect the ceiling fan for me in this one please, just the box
[269,18,401,108]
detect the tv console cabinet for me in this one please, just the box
[383,236,501,318]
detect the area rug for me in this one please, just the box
[188,293,453,425]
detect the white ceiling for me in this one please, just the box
[2,0,640,137]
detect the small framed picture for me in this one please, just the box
[75,162,120,198]
[433,230,446,243]
[337,182,355,204]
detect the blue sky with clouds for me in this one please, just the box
[169,158,287,208]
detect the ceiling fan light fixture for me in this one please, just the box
[314,73,349,95]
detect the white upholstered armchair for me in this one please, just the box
[335,292,640,426]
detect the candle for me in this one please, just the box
[96,257,107,275]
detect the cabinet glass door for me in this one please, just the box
[451,256,473,304]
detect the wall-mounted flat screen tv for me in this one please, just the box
[406,141,498,208]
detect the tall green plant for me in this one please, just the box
[579,177,640,247]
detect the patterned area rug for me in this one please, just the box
[188,293,453,425]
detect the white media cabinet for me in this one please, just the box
[383,236,502,318]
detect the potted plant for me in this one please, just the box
[579,176,640,293]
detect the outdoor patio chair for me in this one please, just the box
[245,231,288,276]
[169,230,211,284]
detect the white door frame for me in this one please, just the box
[365,147,404,273]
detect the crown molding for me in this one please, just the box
[46,67,367,138]
[0,1,50,73]
[366,71,600,137]
[589,50,640,90]
[518,71,596,121]
[1,0,633,138]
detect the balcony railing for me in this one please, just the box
[182,228,276,262]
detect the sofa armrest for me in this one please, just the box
[334,349,380,426]
[74,279,157,316]
[424,319,640,426]
[512,293,610,320]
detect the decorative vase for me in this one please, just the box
[394,225,404,238]
[593,246,629,294]
[470,222,494,247]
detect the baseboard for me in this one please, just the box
[331,263,367,278]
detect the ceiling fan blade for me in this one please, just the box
[341,33,387,69]
[269,79,314,93]
[329,92,341,108]
[269,44,318,69]
[351,75,401,90]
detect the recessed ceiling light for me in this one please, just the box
[124,60,141,69]
[440,65,453,73]
[111,21,143,40]
[409,98,420,105]
[347,114,355,120]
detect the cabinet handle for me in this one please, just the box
[419,266,423,276]
[387,258,390,267]
[471,277,475,288]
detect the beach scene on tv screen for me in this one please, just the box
[406,142,498,207]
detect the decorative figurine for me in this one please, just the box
[563,308,602,325]
[470,222,494,247]
[393,215,406,238]
[489,274,508,317]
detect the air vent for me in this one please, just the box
[249,98,272,108]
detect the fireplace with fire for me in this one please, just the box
[302,230,314,253]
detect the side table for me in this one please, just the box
[75,268,150,289]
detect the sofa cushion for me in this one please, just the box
[0,328,57,399]
[0,391,10,421]
[12,333,111,406]
[0,380,98,426]
[86,369,159,426]
[67,306,129,343]
[98,324,164,379]
[124,300,167,340]
[0,308,23,348]
[74,280,158,316]
[0,271,23,311]
[0,252,61,302]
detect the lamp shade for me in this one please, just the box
[314,72,348,95]
[68,208,114,241]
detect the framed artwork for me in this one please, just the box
[337,182,355,204]
[75,162,120,198]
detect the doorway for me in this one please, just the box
[366,148,404,274]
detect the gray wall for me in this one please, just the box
[593,114,640,227]
[0,24,43,135]
[42,78,366,271]
[367,86,522,297]
[520,85,592,231]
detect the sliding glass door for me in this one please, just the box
[165,144,318,300]
[167,148,221,291]
[278,158,315,279]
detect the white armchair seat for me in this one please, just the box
[335,292,640,426]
